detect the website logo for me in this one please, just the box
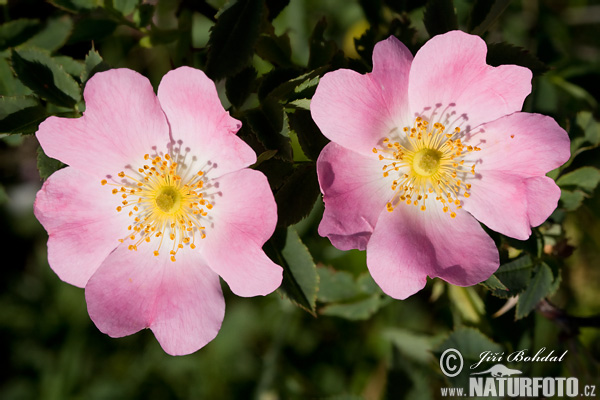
[439,348,597,398]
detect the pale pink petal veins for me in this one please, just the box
[201,169,282,297]
[317,143,391,251]
[85,243,224,356]
[408,31,532,130]
[34,167,129,288]
[462,113,570,239]
[157,67,255,178]
[367,200,499,300]
[311,36,413,156]
[36,69,170,179]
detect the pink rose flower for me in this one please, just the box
[34,67,283,355]
[311,31,570,300]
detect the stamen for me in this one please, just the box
[102,152,212,260]
[374,116,479,219]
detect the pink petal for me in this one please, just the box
[468,112,570,177]
[408,31,532,130]
[525,176,562,227]
[317,142,391,251]
[85,243,224,356]
[462,113,569,239]
[311,36,413,156]
[366,200,499,299]
[463,171,561,240]
[36,69,170,178]
[34,167,130,287]
[201,169,282,297]
[157,67,256,178]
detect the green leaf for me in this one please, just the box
[480,274,508,291]
[448,285,484,324]
[0,56,31,95]
[0,19,41,50]
[486,42,549,77]
[22,16,73,52]
[320,296,383,321]
[81,48,110,84]
[423,0,458,38]
[287,108,329,161]
[273,162,320,227]
[435,327,503,388]
[491,254,533,298]
[316,268,389,321]
[470,0,512,35]
[287,98,310,110]
[48,0,97,12]
[383,328,438,365]
[516,263,555,319]
[37,146,65,179]
[244,104,292,161]
[550,75,598,110]
[0,95,47,134]
[576,111,600,146]
[559,189,586,211]
[557,167,600,193]
[267,68,324,103]
[255,32,293,67]
[205,0,264,80]
[11,48,81,107]
[251,149,278,168]
[317,268,362,303]
[277,227,319,314]
[53,56,85,79]
[113,0,138,15]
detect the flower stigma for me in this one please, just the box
[101,151,214,262]
[372,117,480,218]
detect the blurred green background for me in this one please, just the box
[1,0,600,399]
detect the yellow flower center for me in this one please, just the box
[372,117,480,218]
[155,186,181,214]
[100,152,213,262]
[412,148,442,177]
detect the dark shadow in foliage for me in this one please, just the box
[205,0,264,81]
[273,162,320,227]
[0,103,47,135]
[308,18,345,71]
[384,0,427,14]
[226,66,258,109]
[0,19,42,50]
[265,0,290,21]
[423,0,458,38]
[486,42,549,77]
[178,0,218,22]
[359,0,383,27]
[243,101,293,162]
[287,109,329,161]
